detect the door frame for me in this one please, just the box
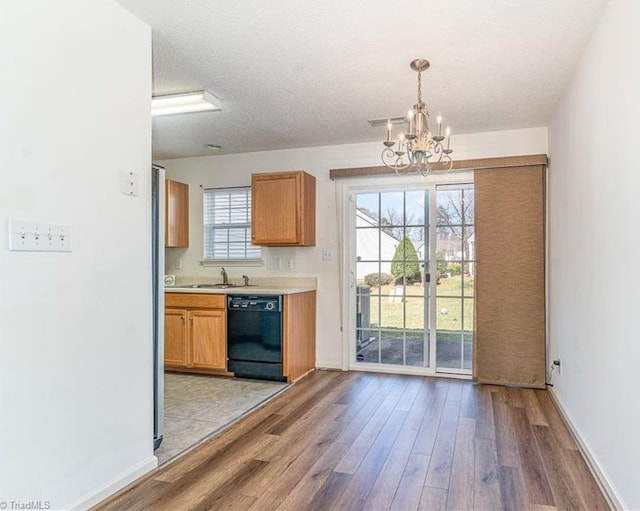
[338,171,474,377]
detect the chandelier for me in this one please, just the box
[381,58,453,176]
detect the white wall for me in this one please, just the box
[0,2,153,509]
[158,127,547,370]
[548,1,640,508]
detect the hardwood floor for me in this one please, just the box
[95,370,610,511]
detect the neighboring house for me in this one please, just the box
[355,209,398,279]
[415,232,475,276]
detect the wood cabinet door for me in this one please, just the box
[188,310,227,370]
[252,173,300,245]
[164,308,188,367]
[165,179,189,247]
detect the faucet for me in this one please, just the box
[242,274,249,287]
[220,267,228,285]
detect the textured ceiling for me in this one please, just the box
[116,0,609,160]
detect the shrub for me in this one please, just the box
[447,263,462,276]
[364,272,395,287]
[391,237,420,284]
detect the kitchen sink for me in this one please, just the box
[176,283,241,289]
[199,284,234,289]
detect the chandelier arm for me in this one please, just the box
[442,153,454,171]
[430,142,454,170]
[431,141,445,163]
[381,147,410,174]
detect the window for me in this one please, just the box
[203,187,261,261]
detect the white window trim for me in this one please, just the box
[337,170,474,376]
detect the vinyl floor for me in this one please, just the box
[155,373,287,465]
[98,370,610,510]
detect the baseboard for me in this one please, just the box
[68,455,158,510]
[316,364,344,371]
[547,389,625,510]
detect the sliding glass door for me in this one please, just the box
[434,185,475,373]
[351,183,473,375]
[354,190,430,368]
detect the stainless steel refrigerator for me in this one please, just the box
[152,164,165,450]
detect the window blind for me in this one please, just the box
[203,187,261,261]
[473,165,546,388]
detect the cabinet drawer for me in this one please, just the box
[165,293,225,309]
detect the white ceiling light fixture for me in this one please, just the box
[151,90,221,116]
[381,59,453,176]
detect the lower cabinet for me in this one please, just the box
[164,293,227,373]
[165,291,317,380]
[164,308,188,367]
[189,310,226,370]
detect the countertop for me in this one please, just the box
[164,276,317,296]
[165,285,316,296]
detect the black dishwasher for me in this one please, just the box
[227,295,285,381]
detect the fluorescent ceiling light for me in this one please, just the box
[151,90,222,116]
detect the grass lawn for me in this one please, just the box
[359,275,474,331]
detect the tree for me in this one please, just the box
[436,190,474,261]
[391,237,420,285]
[381,208,418,240]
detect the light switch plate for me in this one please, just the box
[267,257,281,270]
[8,219,72,252]
[322,247,336,260]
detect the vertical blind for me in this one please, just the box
[203,187,261,260]
[473,165,546,388]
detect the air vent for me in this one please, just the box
[367,116,408,127]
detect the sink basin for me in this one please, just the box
[176,283,240,289]
[195,283,240,289]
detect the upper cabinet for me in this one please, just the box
[251,170,316,246]
[165,179,189,248]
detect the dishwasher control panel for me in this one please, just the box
[227,295,282,312]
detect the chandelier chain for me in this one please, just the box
[417,70,422,103]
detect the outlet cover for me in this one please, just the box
[121,170,138,196]
[283,257,294,270]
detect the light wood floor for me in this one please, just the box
[96,370,610,511]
